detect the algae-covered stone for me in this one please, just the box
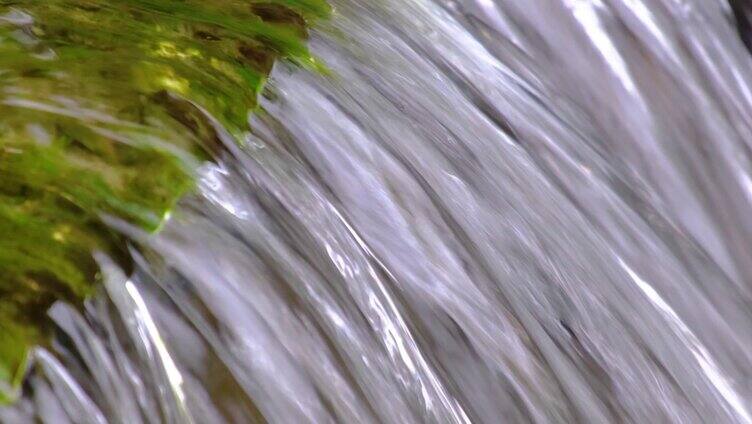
[0,0,327,403]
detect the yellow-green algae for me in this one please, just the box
[0,0,328,403]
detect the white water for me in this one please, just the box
[5,0,752,422]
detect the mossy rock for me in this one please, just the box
[0,0,328,403]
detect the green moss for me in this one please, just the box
[0,0,328,403]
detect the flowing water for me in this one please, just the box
[4,0,752,422]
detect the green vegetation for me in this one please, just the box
[0,0,328,403]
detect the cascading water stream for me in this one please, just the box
[3,0,752,423]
